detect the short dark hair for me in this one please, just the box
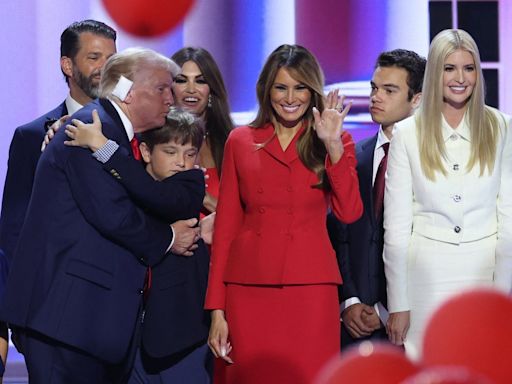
[376,49,426,100]
[139,108,204,152]
[60,20,116,82]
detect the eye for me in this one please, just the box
[465,65,475,72]
[295,84,308,91]
[174,77,186,84]
[444,65,454,72]
[273,84,286,90]
[196,78,208,85]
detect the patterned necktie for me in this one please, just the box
[130,136,141,161]
[373,142,389,221]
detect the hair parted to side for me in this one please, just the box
[171,47,234,176]
[251,44,329,188]
[139,107,204,151]
[417,28,501,181]
[60,19,116,83]
[99,47,180,100]
[376,49,426,100]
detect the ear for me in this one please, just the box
[411,92,422,109]
[123,90,133,104]
[61,56,73,78]
[139,142,151,163]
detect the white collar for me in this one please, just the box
[107,98,134,140]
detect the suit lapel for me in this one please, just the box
[98,98,131,150]
[357,134,378,226]
[256,123,302,167]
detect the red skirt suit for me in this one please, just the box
[205,124,362,384]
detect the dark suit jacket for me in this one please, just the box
[327,134,387,348]
[0,102,68,263]
[101,148,210,358]
[0,99,173,364]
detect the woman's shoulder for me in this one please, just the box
[393,114,419,141]
[228,124,273,141]
[485,105,511,125]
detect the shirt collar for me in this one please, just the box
[65,94,84,115]
[375,125,392,150]
[107,98,134,140]
[442,112,471,142]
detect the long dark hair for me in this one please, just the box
[251,44,328,187]
[171,47,234,175]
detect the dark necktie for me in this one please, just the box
[373,142,389,221]
[130,136,141,161]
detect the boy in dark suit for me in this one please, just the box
[65,107,212,383]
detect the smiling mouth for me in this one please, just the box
[449,86,467,92]
[281,105,300,113]
[183,97,199,103]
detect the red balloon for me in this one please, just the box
[401,366,493,384]
[422,289,512,384]
[102,0,195,37]
[315,341,419,384]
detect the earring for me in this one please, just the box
[208,94,212,108]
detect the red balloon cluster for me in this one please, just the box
[102,0,195,37]
[316,289,512,384]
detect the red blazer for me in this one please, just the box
[205,124,362,310]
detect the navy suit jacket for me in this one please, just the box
[0,99,173,363]
[327,134,387,347]
[100,147,210,358]
[0,102,68,263]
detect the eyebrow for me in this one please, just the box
[371,81,401,90]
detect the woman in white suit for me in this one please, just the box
[383,29,512,359]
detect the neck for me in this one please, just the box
[381,124,394,140]
[443,103,467,129]
[69,83,93,106]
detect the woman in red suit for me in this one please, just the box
[206,44,363,384]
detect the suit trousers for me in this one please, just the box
[18,327,137,384]
[127,343,212,383]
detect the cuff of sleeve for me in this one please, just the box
[166,225,175,253]
[340,297,361,314]
[92,140,119,163]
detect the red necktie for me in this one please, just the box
[373,142,389,221]
[130,135,150,300]
[130,136,141,161]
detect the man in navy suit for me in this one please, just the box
[0,20,117,265]
[0,48,199,383]
[328,49,426,349]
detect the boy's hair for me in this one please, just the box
[139,108,204,151]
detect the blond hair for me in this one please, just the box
[417,29,500,180]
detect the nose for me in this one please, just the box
[456,69,465,83]
[371,89,382,103]
[176,154,186,167]
[165,88,174,106]
[286,88,295,104]
[185,80,195,93]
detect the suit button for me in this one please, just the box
[453,164,459,171]
[454,226,461,233]
[450,134,458,141]
[453,195,461,202]
[257,187,263,193]
[139,289,144,294]
[259,207,265,213]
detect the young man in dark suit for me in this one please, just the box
[0,48,199,383]
[0,19,117,265]
[328,49,426,349]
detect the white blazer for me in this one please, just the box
[383,107,512,312]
